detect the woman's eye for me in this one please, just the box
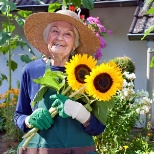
[65,33,71,36]
[51,29,59,33]
[66,33,70,36]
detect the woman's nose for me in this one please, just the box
[57,32,64,40]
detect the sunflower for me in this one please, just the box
[84,62,123,101]
[65,54,97,91]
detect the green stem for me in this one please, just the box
[22,107,58,149]
[22,85,87,149]
[6,1,11,135]
[22,132,36,150]
[68,0,71,9]
[69,86,86,98]
[6,1,12,91]
[62,85,71,95]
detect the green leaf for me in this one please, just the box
[141,25,154,40]
[91,97,115,125]
[0,32,11,46]
[71,0,81,7]
[0,2,8,13]
[33,69,66,91]
[7,60,18,72]
[146,7,154,14]
[8,1,17,11]
[0,1,17,13]
[0,46,9,54]
[2,23,15,33]
[32,86,48,107]
[17,10,32,18]
[15,16,25,27]
[16,40,27,50]
[81,0,94,10]
[48,3,62,12]
[150,56,154,68]
[26,44,36,56]
[20,55,32,63]
[1,73,7,80]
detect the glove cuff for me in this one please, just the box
[25,116,30,128]
[64,100,90,124]
[75,104,90,124]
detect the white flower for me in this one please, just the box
[123,72,136,81]
[142,105,150,113]
[136,104,150,115]
[123,79,128,87]
[117,71,152,114]
[127,81,134,88]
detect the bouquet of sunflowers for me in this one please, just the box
[22,54,124,149]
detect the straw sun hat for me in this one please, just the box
[24,9,100,57]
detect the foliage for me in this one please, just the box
[47,0,95,12]
[0,0,36,88]
[0,88,23,142]
[110,56,135,74]
[141,0,154,68]
[93,71,153,154]
[127,131,154,153]
[0,0,37,145]
[0,108,5,131]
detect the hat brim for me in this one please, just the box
[24,12,100,57]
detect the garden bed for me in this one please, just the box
[0,131,18,154]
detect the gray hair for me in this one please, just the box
[43,22,80,50]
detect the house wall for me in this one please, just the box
[0,6,154,127]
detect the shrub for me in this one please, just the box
[93,57,154,154]
[110,56,135,74]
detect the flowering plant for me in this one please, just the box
[117,71,152,115]
[0,88,23,142]
[69,5,112,60]
[95,71,153,153]
[81,16,112,60]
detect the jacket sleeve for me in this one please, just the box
[82,114,106,136]
[14,67,32,133]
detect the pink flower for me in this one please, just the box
[107,30,112,35]
[99,37,106,48]
[94,48,103,60]
[81,16,112,60]
[87,16,101,24]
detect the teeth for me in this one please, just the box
[53,42,64,47]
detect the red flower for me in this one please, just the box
[70,5,76,11]
[80,15,85,19]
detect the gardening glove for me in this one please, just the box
[25,108,54,131]
[50,94,70,118]
[50,94,90,124]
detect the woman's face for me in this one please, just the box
[47,21,76,57]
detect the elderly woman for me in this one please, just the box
[14,9,106,154]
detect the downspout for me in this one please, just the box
[146,40,154,128]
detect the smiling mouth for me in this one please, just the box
[53,42,65,47]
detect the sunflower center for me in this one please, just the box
[75,64,91,83]
[94,73,113,93]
